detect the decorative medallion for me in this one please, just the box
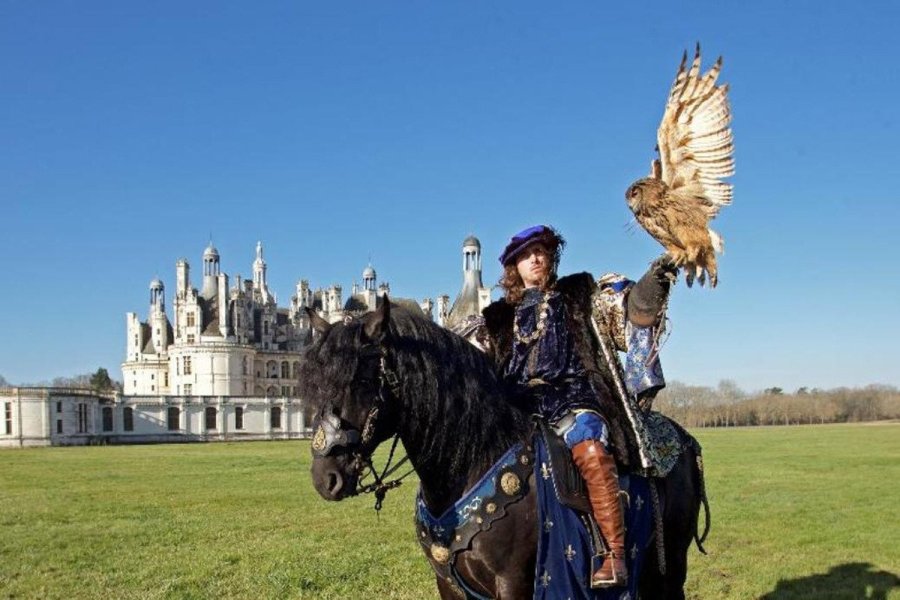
[500,472,521,495]
[485,502,497,515]
[431,544,450,564]
[311,425,327,452]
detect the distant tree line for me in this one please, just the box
[655,380,900,428]
[1,368,123,393]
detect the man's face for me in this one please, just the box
[515,242,551,289]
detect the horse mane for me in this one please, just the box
[300,306,530,483]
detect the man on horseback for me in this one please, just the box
[480,225,676,589]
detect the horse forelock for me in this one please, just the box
[297,319,371,416]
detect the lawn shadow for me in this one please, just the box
[761,562,899,599]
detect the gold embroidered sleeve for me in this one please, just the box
[592,273,634,352]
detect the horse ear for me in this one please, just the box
[364,296,391,342]
[304,306,331,335]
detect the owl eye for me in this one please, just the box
[630,188,639,198]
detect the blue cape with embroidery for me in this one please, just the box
[533,436,652,600]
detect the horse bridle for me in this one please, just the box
[310,346,412,511]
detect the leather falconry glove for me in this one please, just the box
[627,254,678,327]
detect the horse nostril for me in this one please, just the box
[327,471,343,498]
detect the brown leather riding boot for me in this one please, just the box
[571,440,628,588]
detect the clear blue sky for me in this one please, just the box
[1,1,898,392]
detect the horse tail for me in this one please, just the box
[690,438,711,554]
[668,418,712,555]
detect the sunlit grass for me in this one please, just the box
[0,423,897,599]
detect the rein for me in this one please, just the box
[311,346,414,512]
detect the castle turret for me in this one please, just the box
[462,235,483,288]
[361,265,378,310]
[201,243,220,300]
[445,235,489,329]
[362,264,376,291]
[150,278,169,351]
[150,277,165,315]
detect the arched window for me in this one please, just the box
[167,407,180,431]
[266,361,277,379]
[270,406,282,429]
[281,361,289,379]
[123,407,134,432]
[266,386,277,397]
[102,407,113,432]
[205,406,217,431]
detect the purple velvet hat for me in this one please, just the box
[498,225,564,266]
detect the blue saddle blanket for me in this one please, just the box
[534,436,652,600]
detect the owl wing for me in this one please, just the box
[656,45,734,220]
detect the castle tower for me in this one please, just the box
[462,235,483,284]
[201,243,220,300]
[361,265,377,310]
[362,264,376,291]
[150,277,165,314]
[149,278,169,352]
[253,241,273,305]
[436,295,450,327]
[445,235,490,329]
[176,259,190,298]
[420,298,434,321]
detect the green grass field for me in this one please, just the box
[1,423,898,599]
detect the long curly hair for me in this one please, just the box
[499,228,565,303]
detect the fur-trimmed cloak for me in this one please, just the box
[482,272,641,468]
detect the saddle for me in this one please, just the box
[537,416,593,515]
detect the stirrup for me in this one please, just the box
[590,555,628,589]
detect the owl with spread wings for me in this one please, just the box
[625,45,734,287]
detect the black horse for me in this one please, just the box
[301,300,707,599]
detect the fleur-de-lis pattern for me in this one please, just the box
[533,436,653,599]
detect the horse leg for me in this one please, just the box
[435,575,462,599]
[638,533,665,599]
[662,444,702,600]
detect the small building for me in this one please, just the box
[0,387,310,447]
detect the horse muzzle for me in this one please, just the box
[311,454,361,501]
